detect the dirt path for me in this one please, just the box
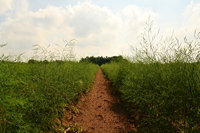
[63,68,136,133]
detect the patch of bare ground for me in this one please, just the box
[62,68,137,133]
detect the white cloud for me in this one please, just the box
[65,2,122,48]
[162,1,200,41]
[0,1,124,59]
[12,0,29,14]
[0,0,29,16]
[0,0,14,14]
[181,1,200,34]
[183,1,200,25]
[1,1,199,61]
[122,5,160,50]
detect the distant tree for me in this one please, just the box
[28,59,39,64]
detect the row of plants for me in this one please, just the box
[0,60,98,133]
[101,20,200,132]
[0,41,99,133]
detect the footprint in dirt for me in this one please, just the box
[95,115,104,121]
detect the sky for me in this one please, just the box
[0,0,200,61]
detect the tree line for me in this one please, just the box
[79,55,126,66]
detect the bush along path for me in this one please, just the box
[62,68,136,133]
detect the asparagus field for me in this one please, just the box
[1,19,199,132]
[101,22,200,132]
[0,61,98,132]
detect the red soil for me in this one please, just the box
[63,68,136,133]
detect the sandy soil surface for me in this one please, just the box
[63,68,136,133]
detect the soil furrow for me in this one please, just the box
[63,68,136,133]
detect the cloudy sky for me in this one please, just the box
[0,0,200,60]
